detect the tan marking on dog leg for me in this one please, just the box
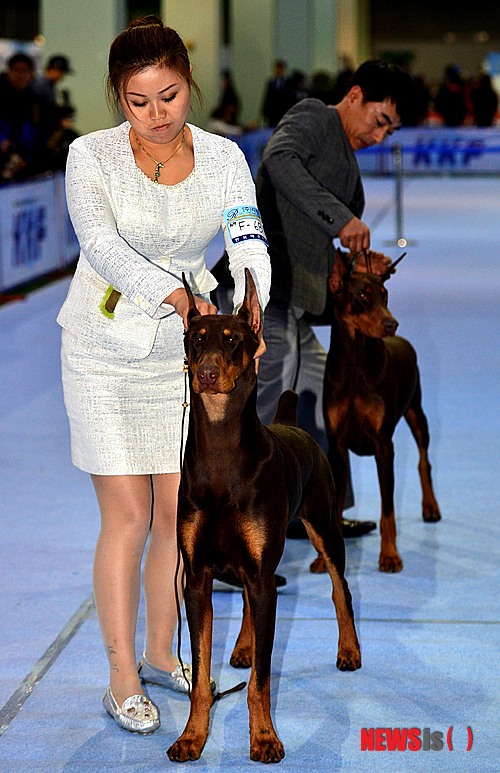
[379,510,403,572]
[230,522,267,667]
[418,450,441,521]
[248,662,284,761]
[167,573,214,762]
[231,586,253,667]
[304,523,361,671]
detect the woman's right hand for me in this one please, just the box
[164,288,217,329]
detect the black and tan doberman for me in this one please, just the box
[167,269,361,764]
[311,249,441,576]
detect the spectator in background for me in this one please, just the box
[309,70,336,104]
[208,69,244,137]
[309,65,358,108]
[33,54,75,148]
[434,64,467,126]
[33,54,74,107]
[218,69,240,124]
[283,69,309,112]
[262,59,289,127]
[403,74,431,126]
[208,106,244,138]
[469,74,498,127]
[42,104,79,171]
[0,53,44,181]
[330,62,355,104]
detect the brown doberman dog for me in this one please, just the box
[311,249,441,575]
[167,269,361,764]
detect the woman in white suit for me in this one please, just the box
[57,15,270,734]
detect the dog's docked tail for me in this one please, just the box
[271,389,299,427]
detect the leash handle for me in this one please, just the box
[212,681,247,703]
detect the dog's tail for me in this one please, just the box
[271,389,299,426]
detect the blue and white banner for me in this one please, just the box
[0,177,59,291]
[357,127,500,175]
[234,126,500,178]
[54,172,80,266]
[0,172,79,292]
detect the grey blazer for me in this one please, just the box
[256,98,365,316]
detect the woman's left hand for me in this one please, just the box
[164,288,217,328]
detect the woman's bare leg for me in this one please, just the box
[143,472,183,671]
[91,473,152,705]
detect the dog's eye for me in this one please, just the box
[223,330,241,346]
[354,290,373,313]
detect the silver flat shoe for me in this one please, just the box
[102,686,160,734]
[138,653,216,695]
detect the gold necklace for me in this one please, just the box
[135,126,185,183]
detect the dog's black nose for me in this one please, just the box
[383,317,398,335]
[197,363,220,385]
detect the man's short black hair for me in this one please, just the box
[350,60,415,124]
[47,55,73,73]
[7,52,35,70]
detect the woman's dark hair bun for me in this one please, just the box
[127,14,163,30]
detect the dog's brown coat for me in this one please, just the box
[167,270,361,764]
[315,250,441,574]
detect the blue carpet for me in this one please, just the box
[0,177,498,771]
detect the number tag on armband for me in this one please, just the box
[223,205,268,245]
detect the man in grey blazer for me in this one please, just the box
[213,60,413,538]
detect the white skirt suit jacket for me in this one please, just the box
[57,122,271,475]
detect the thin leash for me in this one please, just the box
[173,355,246,702]
[351,249,373,274]
[350,249,406,276]
[173,356,190,693]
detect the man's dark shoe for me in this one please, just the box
[342,518,377,538]
[286,517,377,539]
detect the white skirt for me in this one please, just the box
[61,314,188,475]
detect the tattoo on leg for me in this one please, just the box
[106,645,120,672]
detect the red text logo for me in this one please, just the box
[360,727,473,752]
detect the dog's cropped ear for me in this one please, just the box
[238,268,262,338]
[182,272,201,324]
[329,248,349,293]
[380,252,406,283]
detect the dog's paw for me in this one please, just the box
[378,552,403,573]
[230,649,252,669]
[422,507,441,522]
[250,736,285,763]
[309,555,326,573]
[336,650,362,671]
[167,737,204,762]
